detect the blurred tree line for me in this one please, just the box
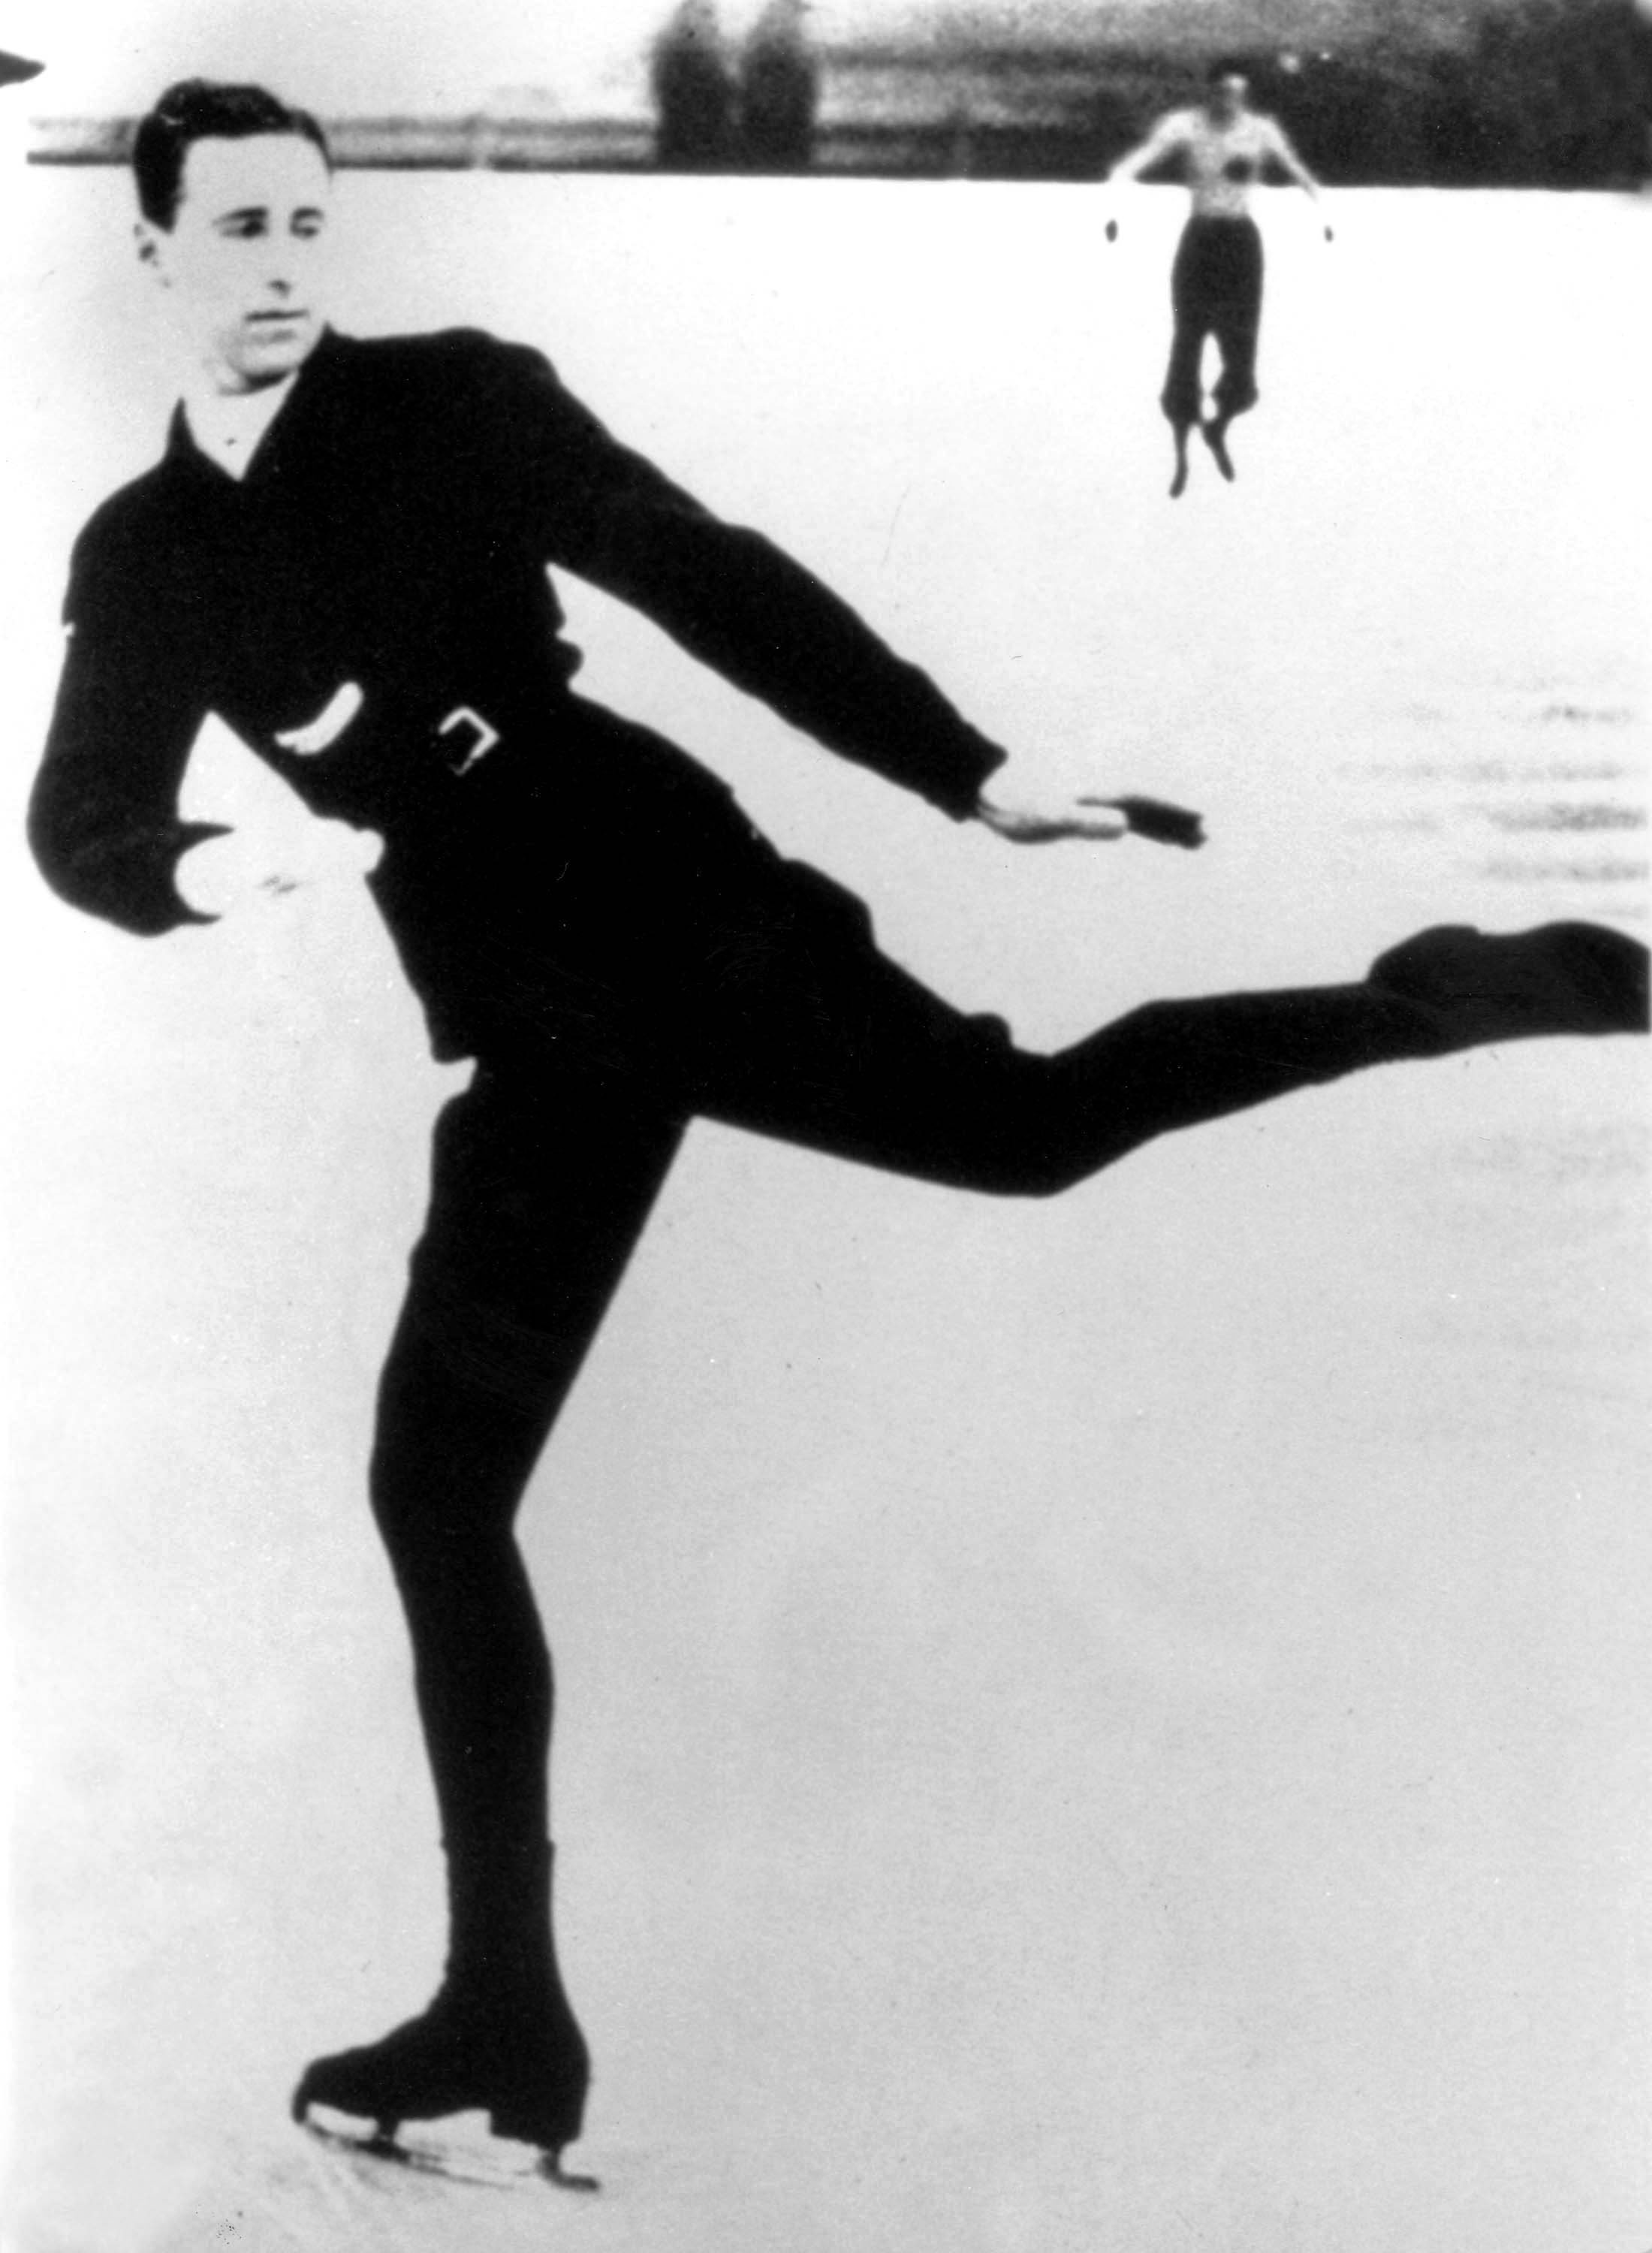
[778,0,1650,185]
[26,0,1649,185]
[1096,0,1652,189]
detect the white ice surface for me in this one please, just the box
[2,170,1649,2251]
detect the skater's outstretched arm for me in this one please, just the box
[974,786,1204,849]
[481,337,1006,818]
[484,337,1198,843]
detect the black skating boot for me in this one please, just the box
[291,1841,593,2184]
[1368,921,1649,1050]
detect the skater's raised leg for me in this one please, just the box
[683,872,1650,1199]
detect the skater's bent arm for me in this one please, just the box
[1106,112,1189,187]
[29,526,224,934]
[28,515,375,930]
[1102,112,1188,238]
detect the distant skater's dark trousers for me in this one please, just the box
[1162,215,1264,429]
[368,822,1429,1884]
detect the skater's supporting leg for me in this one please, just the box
[1209,221,1262,420]
[370,1327,559,1862]
[1201,218,1262,480]
[1168,418,1194,499]
[294,1076,686,2161]
[1161,222,1209,478]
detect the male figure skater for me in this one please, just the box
[29,80,1647,2185]
[1106,60,1331,496]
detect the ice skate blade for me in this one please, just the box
[539,2151,601,2191]
[300,2111,601,2194]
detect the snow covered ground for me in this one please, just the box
[2,170,1648,2251]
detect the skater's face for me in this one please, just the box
[1208,74,1249,122]
[137,132,332,394]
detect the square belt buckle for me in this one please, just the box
[437,704,501,775]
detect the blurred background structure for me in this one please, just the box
[21,0,1652,185]
[738,0,822,171]
[652,0,737,170]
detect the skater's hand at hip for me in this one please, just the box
[974,788,1204,849]
[176,819,386,915]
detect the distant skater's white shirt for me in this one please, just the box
[1108,107,1319,219]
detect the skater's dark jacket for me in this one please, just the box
[29,326,1005,1060]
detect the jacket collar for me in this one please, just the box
[164,326,348,487]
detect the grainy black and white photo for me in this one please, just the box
[3,2,1649,2247]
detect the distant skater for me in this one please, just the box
[29,77,1648,2193]
[1106,59,1331,496]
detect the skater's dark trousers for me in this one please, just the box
[1162,215,1264,429]
[372,825,1427,1881]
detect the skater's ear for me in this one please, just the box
[134,217,171,288]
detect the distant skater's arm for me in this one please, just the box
[1106,113,1188,187]
[1264,117,1333,237]
[1102,110,1187,238]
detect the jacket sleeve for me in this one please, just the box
[28,519,223,935]
[491,341,1007,819]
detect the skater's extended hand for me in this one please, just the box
[1103,795,1206,848]
[176,819,386,916]
[1105,218,1118,242]
[975,789,1204,849]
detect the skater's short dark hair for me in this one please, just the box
[1204,53,1251,84]
[134,79,330,228]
